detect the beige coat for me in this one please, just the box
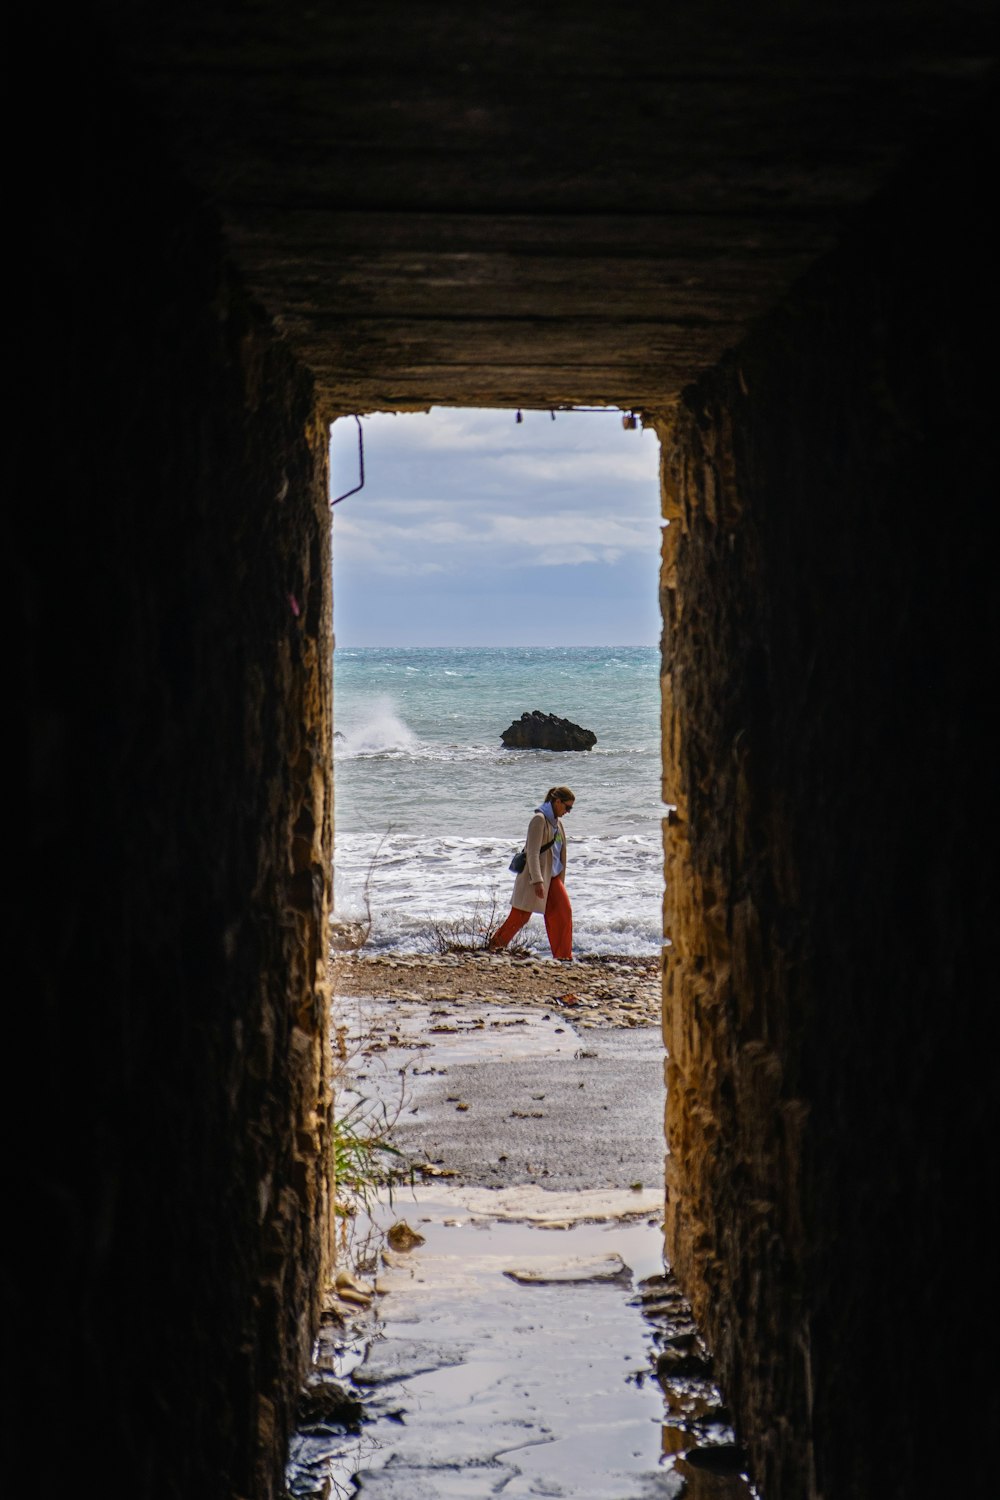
[510,811,568,913]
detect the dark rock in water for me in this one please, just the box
[500,710,597,752]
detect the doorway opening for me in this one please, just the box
[291,408,752,1498]
[327,405,665,963]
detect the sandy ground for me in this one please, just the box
[294,954,751,1499]
[329,947,663,1028]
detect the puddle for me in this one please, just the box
[288,1195,756,1499]
[290,1001,757,1497]
[384,1181,665,1225]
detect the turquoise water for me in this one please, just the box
[333,646,664,955]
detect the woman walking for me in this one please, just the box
[489,786,575,959]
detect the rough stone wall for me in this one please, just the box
[18,41,334,1500]
[659,107,995,1500]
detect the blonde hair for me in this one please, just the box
[546,786,575,805]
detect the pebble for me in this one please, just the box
[386,1220,426,1251]
[503,1252,632,1285]
[329,949,661,1029]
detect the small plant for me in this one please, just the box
[427,887,533,956]
[329,987,412,1263]
[332,1104,406,1266]
[332,1097,406,1218]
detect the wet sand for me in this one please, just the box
[288,961,753,1499]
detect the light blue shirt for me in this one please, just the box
[537,801,565,877]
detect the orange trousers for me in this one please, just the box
[490,874,572,960]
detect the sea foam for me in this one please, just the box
[332,646,664,955]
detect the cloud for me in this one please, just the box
[500,448,657,485]
[334,408,658,487]
[334,503,653,572]
[331,517,449,573]
[329,406,663,643]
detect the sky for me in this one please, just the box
[329,407,663,647]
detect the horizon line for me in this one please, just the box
[333,641,659,650]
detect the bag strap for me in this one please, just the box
[518,833,556,860]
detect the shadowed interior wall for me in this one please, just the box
[13,12,997,1500]
[660,111,995,1500]
[19,48,334,1499]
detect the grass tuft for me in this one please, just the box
[427,888,533,956]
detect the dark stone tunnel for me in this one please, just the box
[13,5,996,1497]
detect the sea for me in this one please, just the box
[332,645,664,956]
